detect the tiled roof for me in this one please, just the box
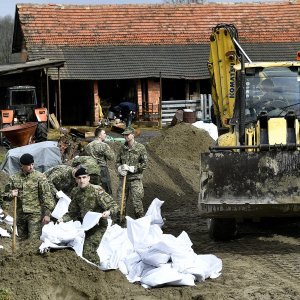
[16,2,300,47]
[28,42,300,80]
[14,2,300,80]
[28,44,210,80]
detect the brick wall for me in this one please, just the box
[148,79,160,114]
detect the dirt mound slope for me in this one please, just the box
[1,124,300,299]
[0,124,216,300]
[143,123,214,210]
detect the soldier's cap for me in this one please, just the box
[122,127,135,135]
[19,153,34,165]
[74,166,89,177]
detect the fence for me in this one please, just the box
[161,94,212,126]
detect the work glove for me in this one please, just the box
[118,165,127,176]
[121,164,129,171]
[127,166,135,173]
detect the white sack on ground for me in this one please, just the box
[97,223,133,271]
[192,121,218,141]
[0,227,10,237]
[39,211,102,256]
[0,213,14,238]
[98,198,222,288]
[39,220,85,256]
[39,198,222,288]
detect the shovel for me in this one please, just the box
[12,196,17,253]
[120,175,126,222]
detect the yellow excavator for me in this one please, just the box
[198,24,300,240]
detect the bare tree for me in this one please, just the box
[0,16,14,64]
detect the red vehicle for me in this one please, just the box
[0,86,48,146]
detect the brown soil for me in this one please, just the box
[1,123,300,300]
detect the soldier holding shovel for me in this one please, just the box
[2,153,55,242]
[116,127,148,221]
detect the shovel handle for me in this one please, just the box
[120,175,126,222]
[12,196,17,253]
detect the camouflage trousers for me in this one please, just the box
[100,166,112,195]
[83,225,106,265]
[117,178,144,219]
[17,211,42,240]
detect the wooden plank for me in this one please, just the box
[49,113,60,130]
[70,127,94,138]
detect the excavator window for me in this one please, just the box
[245,66,300,121]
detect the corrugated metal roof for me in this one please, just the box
[0,58,65,76]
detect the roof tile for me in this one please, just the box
[16,2,300,47]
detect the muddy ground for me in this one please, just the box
[0,123,300,300]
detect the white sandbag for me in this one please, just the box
[171,253,222,282]
[124,251,141,274]
[40,221,83,244]
[81,211,102,231]
[145,198,164,226]
[177,231,193,249]
[140,264,182,287]
[195,254,222,279]
[150,231,192,255]
[127,219,164,252]
[126,260,145,283]
[166,273,196,286]
[51,191,71,219]
[3,215,13,226]
[140,248,170,267]
[126,215,152,248]
[98,224,133,271]
[0,227,10,237]
[171,250,198,272]
[192,121,218,141]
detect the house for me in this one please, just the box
[8,1,300,125]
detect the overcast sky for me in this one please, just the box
[0,0,164,17]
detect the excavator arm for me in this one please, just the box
[208,24,240,131]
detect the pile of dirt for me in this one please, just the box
[0,123,216,300]
[143,123,214,210]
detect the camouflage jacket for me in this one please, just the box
[116,141,148,180]
[68,184,119,221]
[71,156,100,176]
[84,140,114,166]
[44,165,76,197]
[2,170,55,215]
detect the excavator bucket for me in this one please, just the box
[198,151,300,218]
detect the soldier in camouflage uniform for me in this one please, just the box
[44,164,77,199]
[71,156,101,186]
[67,167,119,264]
[116,127,148,219]
[84,127,114,194]
[2,153,56,240]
